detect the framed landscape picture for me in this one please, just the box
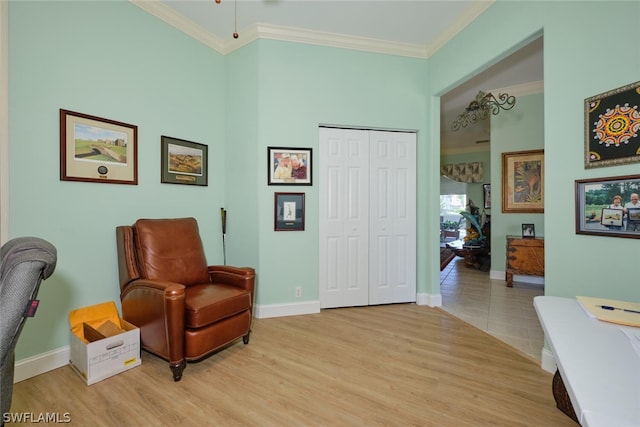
[575,174,640,239]
[60,109,138,185]
[161,136,208,186]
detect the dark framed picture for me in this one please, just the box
[522,223,535,238]
[60,109,138,185]
[575,174,640,239]
[161,136,208,186]
[585,80,640,169]
[502,149,544,213]
[483,184,491,209]
[628,208,640,222]
[268,147,312,185]
[274,192,305,231]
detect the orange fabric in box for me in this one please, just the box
[69,301,123,343]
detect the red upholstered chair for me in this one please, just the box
[115,218,255,381]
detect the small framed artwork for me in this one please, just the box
[274,192,305,231]
[628,208,640,222]
[575,174,640,239]
[585,80,640,169]
[600,208,623,227]
[268,147,312,186]
[483,184,491,209]
[60,109,138,184]
[502,149,544,213]
[161,136,208,186]
[521,224,535,238]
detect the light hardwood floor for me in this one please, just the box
[440,256,545,362]
[10,304,574,426]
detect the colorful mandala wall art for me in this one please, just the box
[585,81,640,168]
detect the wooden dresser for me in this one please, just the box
[505,235,544,287]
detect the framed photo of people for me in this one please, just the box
[267,147,312,186]
[584,80,640,169]
[575,174,640,239]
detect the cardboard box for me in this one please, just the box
[69,301,141,385]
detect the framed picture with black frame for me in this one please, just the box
[522,223,535,238]
[160,136,208,186]
[483,184,491,209]
[268,147,312,185]
[584,80,640,169]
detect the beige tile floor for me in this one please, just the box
[440,255,545,362]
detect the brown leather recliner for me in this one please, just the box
[115,217,255,381]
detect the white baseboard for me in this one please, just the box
[14,346,70,383]
[490,269,545,286]
[540,347,556,373]
[254,300,321,319]
[14,303,322,383]
[15,296,549,382]
[416,292,442,307]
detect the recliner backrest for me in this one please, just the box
[133,218,210,286]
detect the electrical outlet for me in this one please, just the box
[295,286,302,298]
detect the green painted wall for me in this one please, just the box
[8,1,227,359]
[491,93,544,272]
[7,0,640,364]
[253,40,429,304]
[225,43,260,270]
[428,0,640,299]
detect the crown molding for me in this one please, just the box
[130,0,225,52]
[426,0,495,57]
[130,0,492,59]
[490,80,544,97]
[247,23,428,58]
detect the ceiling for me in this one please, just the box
[154,0,543,152]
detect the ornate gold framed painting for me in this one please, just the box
[502,149,544,213]
[585,80,640,169]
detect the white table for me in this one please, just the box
[534,296,640,426]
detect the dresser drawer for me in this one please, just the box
[505,236,544,287]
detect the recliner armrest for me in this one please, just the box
[208,266,255,294]
[120,279,186,365]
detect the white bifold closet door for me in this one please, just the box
[319,127,416,309]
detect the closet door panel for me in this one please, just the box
[319,128,369,308]
[369,131,416,304]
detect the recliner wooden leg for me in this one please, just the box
[170,360,186,382]
[243,332,250,344]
